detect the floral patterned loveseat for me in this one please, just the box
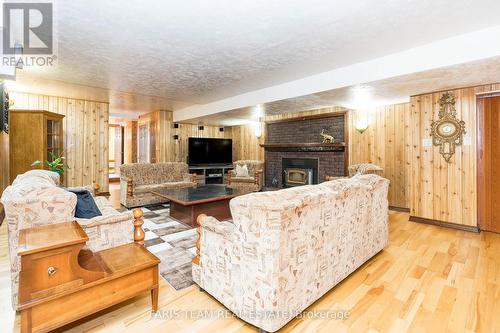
[0,170,135,310]
[192,174,389,332]
[119,162,197,208]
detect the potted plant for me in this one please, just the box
[31,150,70,175]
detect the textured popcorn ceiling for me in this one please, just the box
[20,0,500,109]
[188,56,500,126]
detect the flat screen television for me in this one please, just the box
[188,137,232,165]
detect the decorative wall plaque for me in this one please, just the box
[430,92,466,163]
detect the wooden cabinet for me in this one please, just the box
[9,110,64,183]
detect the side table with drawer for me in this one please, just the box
[17,221,160,333]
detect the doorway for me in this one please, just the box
[109,124,124,182]
[138,124,149,163]
[477,95,500,233]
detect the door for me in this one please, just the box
[108,125,124,175]
[138,124,149,163]
[478,95,500,233]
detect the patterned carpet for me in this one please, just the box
[129,203,198,290]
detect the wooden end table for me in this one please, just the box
[17,221,160,333]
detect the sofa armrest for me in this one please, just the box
[76,211,132,227]
[119,177,134,196]
[93,183,107,196]
[254,169,263,186]
[227,169,235,185]
[200,216,236,238]
[192,214,236,265]
[182,173,198,185]
[1,190,77,229]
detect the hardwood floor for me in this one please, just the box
[1,208,499,332]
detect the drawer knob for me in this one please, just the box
[47,266,58,277]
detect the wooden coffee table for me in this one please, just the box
[151,185,246,227]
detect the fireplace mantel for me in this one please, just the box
[260,142,345,152]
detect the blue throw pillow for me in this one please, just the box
[67,189,102,219]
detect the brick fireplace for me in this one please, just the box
[261,113,347,188]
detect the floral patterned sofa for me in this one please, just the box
[119,162,197,208]
[0,170,135,310]
[227,160,264,192]
[192,174,389,332]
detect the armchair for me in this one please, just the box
[0,170,144,309]
[325,163,383,181]
[348,163,383,177]
[227,160,264,192]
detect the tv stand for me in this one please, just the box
[189,164,233,185]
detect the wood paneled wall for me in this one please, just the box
[349,103,411,209]
[138,110,172,163]
[9,92,110,192]
[231,123,265,161]
[139,111,233,163]
[124,121,138,164]
[172,123,232,163]
[408,83,500,227]
[0,132,9,195]
[0,131,6,220]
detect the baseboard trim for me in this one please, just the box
[409,216,480,233]
[389,206,410,212]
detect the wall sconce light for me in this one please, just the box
[198,125,204,131]
[355,116,369,134]
[254,122,262,138]
[219,127,224,132]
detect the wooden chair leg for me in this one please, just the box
[20,309,32,333]
[151,287,159,312]
[132,208,145,246]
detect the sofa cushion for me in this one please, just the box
[235,164,249,177]
[230,176,254,183]
[76,196,131,227]
[233,160,264,178]
[134,181,195,194]
[68,189,102,219]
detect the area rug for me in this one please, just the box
[128,203,198,291]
